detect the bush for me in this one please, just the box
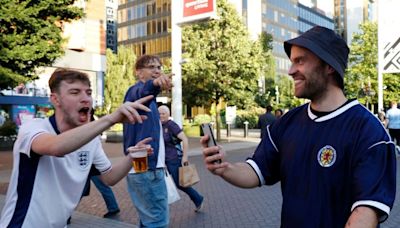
[109,123,123,132]
[235,108,264,129]
[193,114,212,126]
[0,120,17,136]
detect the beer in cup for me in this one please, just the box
[128,146,149,173]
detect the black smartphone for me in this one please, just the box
[201,123,221,164]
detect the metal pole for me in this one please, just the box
[226,122,231,138]
[377,1,384,112]
[171,0,183,127]
[244,121,249,138]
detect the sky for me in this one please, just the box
[299,0,334,18]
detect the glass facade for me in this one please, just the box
[261,0,334,75]
[117,0,333,74]
[118,0,171,60]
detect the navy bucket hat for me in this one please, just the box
[284,26,349,81]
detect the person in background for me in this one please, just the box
[201,26,396,227]
[378,110,386,127]
[87,109,120,218]
[0,68,153,227]
[158,105,204,212]
[123,55,173,228]
[386,100,400,145]
[274,108,283,119]
[257,105,276,138]
[0,110,6,126]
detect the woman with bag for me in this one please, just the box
[158,105,204,212]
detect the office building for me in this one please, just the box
[117,0,171,62]
[117,0,333,76]
[334,0,376,44]
[106,0,119,52]
[260,0,334,75]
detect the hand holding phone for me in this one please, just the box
[201,123,221,164]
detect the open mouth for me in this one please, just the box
[78,107,90,122]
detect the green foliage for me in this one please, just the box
[235,107,264,129]
[0,0,83,89]
[345,22,378,104]
[109,123,123,132]
[275,75,303,109]
[0,120,17,136]
[193,114,212,126]
[345,21,399,109]
[99,46,136,115]
[383,73,400,108]
[254,32,276,108]
[183,125,201,137]
[181,0,272,139]
[182,0,266,110]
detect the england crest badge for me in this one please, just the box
[78,151,89,169]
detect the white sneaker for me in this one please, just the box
[195,199,204,212]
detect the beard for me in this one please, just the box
[295,64,329,101]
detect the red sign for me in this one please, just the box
[183,0,214,18]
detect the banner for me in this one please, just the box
[179,0,217,25]
[378,0,400,73]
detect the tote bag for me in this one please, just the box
[165,168,180,204]
[179,164,200,188]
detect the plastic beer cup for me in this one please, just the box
[128,147,148,173]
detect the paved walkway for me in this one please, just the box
[0,129,261,227]
[2,128,399,227]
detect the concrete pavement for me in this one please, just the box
[1,129,400,227]
[0,129,261,227]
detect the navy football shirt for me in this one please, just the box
[247,100,396,227]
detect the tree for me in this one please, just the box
[0,0,83,89]
[181,0,266,140]
[254,32,275,108]
[346,22,377,108]
[383,73,400,109]
[346,21,400,111]
[100,46,136,115]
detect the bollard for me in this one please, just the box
[226,121,231,138]
[244,121,249,138]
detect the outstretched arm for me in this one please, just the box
[201,135,259,188]
[32,95,153,157]
[100,137,153,186]
[177,131,189,165]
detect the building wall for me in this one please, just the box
[261,0,333,76]
[334,0,376,45]
[37,0,107,107]
[118,0,171,61]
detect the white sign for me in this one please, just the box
[378,0,400,73]
[225,106,236,124]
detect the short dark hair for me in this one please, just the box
[266,105,273,112]
[135,55,161,70]
[49,68,91,93]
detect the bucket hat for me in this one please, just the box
[284,26,349,79]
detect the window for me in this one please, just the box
[142,43,146,55]
[162,18,167,32]
[157,20,162,33]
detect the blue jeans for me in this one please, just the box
[166,159,204,208]
[91,176,119,212]
[126,169,168,228]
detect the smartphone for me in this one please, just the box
[201,123,221,164]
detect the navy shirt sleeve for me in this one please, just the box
[248,125,281,186]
